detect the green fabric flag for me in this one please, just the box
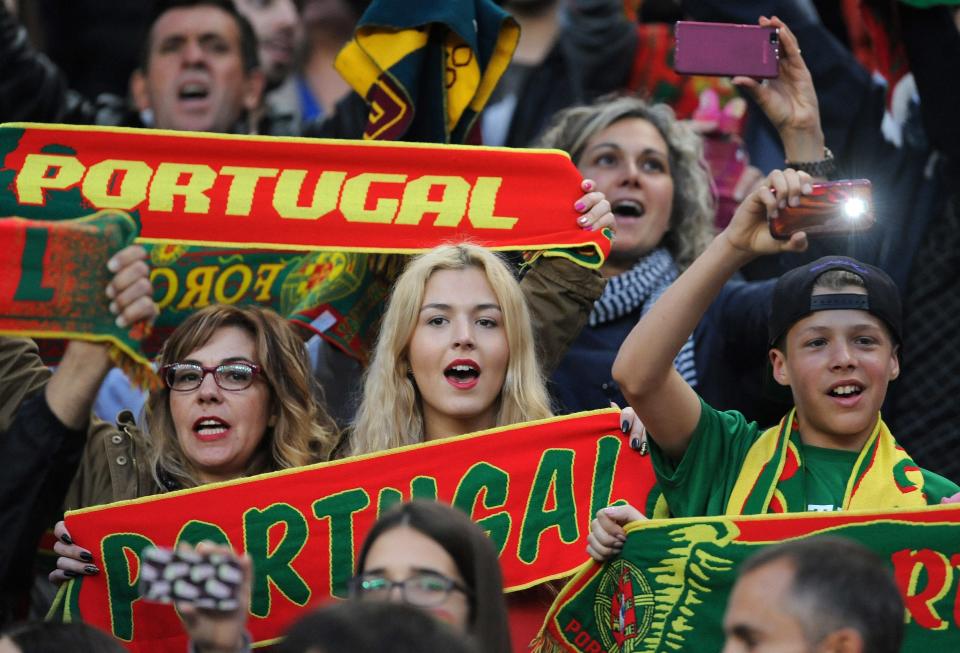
[536,506,960,652]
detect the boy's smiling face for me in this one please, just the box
[769,286,900,451]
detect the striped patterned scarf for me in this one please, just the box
[726,408,928,514]
[589,248,697,385]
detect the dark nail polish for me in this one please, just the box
[630,437,640,450]
[60,533,73,545]
[621,420,629,434]
[64,570,80,578]
[639,440,649,456]
[83,565,100,575]
[79,551,93,563]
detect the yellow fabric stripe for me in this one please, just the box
[470,21,520,112]
[444,32,480,131]
[847,419,927,510]
[724,410,793,515]
[335,28,429,97]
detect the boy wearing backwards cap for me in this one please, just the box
[587,169,959,561]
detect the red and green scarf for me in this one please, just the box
[0,210,154,383]
[535,504,960,653]
[0,124,609,372]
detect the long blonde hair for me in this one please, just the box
[347,245,552,456]
[145,304,338,488]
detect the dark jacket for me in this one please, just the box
[550,278,782,425]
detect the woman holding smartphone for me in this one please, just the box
[541,16,832,428]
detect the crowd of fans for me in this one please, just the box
[2,0,960,651]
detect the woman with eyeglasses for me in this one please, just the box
[349,501,510,652]
[178,501,509,653]
[50,304,339,582]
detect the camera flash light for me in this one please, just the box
[843,198,867,219]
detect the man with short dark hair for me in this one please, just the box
[131,0,265,133]
[723,537,904,653]
[0,0,270,134]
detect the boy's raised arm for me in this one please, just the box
[612,169,811,460]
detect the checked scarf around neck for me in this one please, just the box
[589,247,697,385]
[726,408,929,515]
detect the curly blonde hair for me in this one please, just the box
[538,94,715,271]
[347,245,552,456]
[145,304,338,488]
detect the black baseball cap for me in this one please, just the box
[767,256,903,349]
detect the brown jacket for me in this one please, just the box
[62,410,159,510]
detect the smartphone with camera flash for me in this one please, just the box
[768,179,874,240]
[674,21,780,78]
[138,546,243,611]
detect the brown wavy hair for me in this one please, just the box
[145,304,338,488]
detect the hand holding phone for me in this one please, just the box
[768,179,874,240]
[674,21,780,78]
[139,545,244,611]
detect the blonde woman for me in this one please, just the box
[346,244,553,455]
[345,243,644,650]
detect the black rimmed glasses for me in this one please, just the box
[348,571,472,607]
[160,362,261,392]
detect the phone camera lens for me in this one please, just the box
[769,31,779,44]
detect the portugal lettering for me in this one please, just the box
[14,154,518,230]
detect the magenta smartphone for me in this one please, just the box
[768,180,875,240]
[674,21,780,78]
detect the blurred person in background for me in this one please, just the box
[723,538,904,653]
[0,0,270,134]
[234,0,306,132]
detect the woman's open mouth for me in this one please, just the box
[444,359,480,390]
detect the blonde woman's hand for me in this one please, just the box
[721,168,812,257]
[574,179,615,237]
[613,403,647,454]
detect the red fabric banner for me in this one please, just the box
[62,409,655,652]
[0,123,610,263]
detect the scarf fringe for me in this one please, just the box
[529,631,568,653]
[107,342,160,391]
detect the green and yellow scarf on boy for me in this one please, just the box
[651,408,929,518]
[728,408,928,514]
